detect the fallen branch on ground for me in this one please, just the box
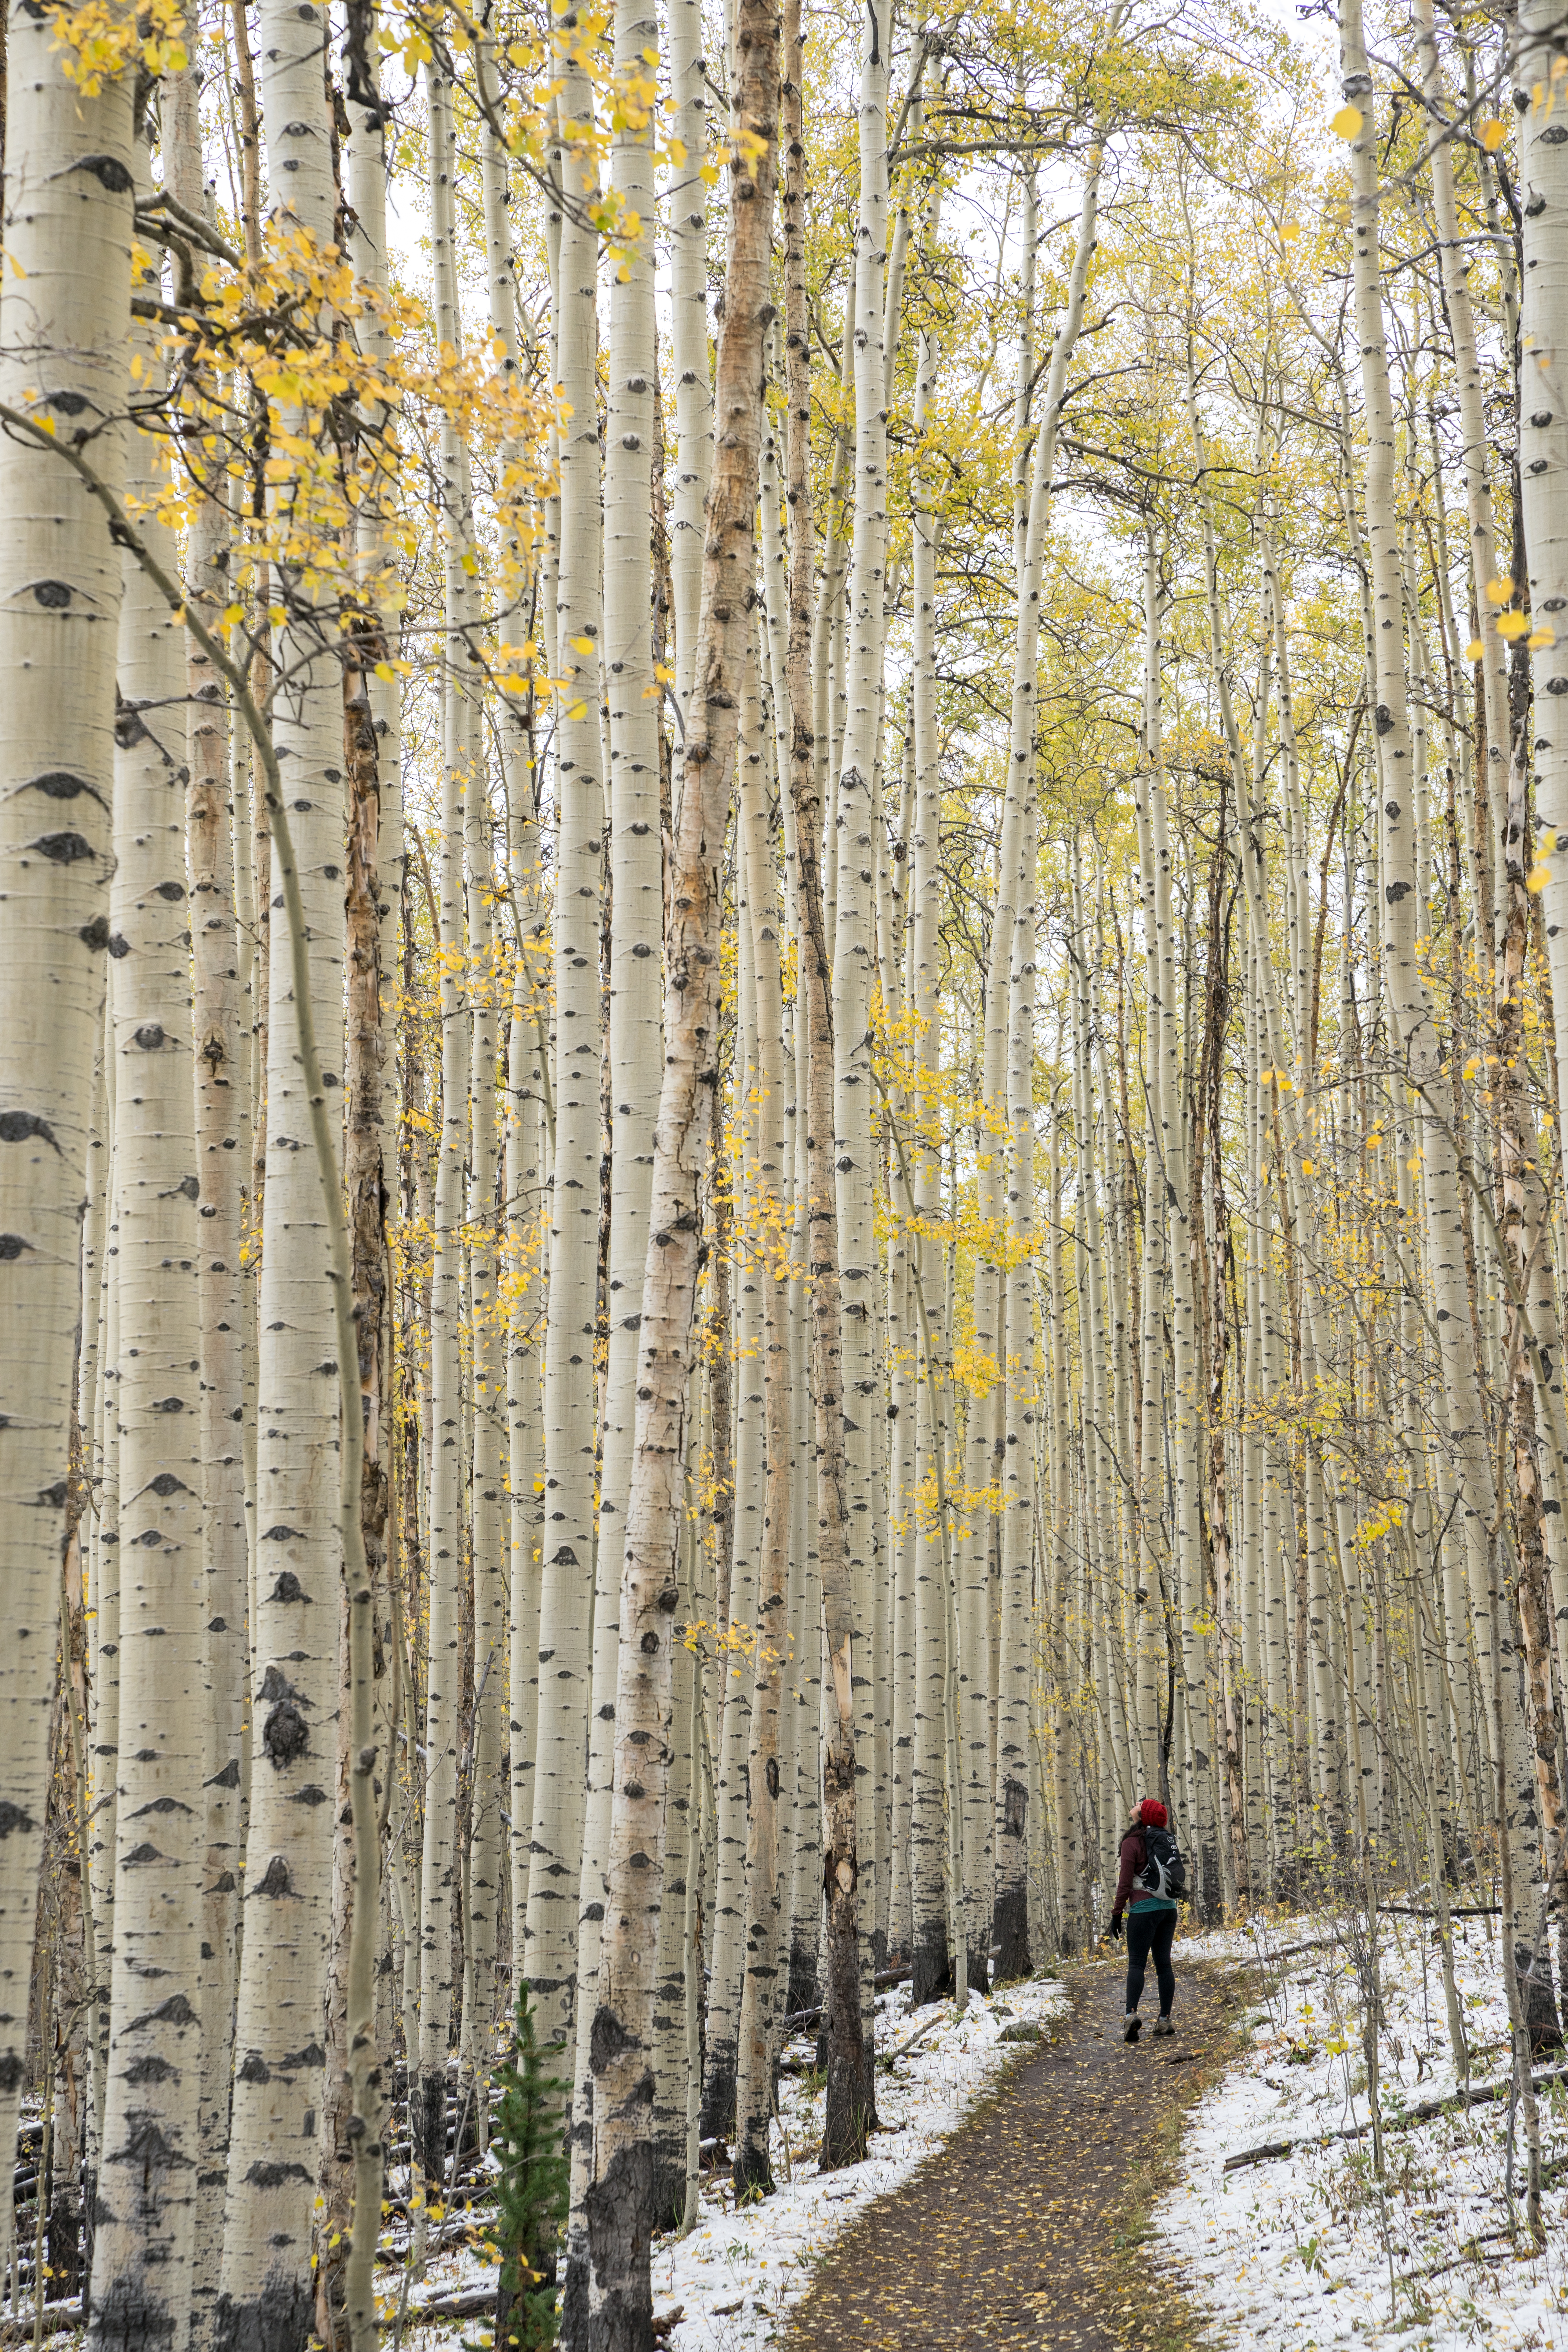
[381,2286,496,2326]
[1223,2062,1568,2171]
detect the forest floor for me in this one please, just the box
[1164,1913,1568,2348]
[778,1952,1241,2352]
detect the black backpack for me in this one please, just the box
[1135,1824,1189,1902]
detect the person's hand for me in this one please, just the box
[1107,1913,1123,1942]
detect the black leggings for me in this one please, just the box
[1125,1906,1176,2015]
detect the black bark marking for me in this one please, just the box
[261,1702,309,1769]
[0,1112,60,1154]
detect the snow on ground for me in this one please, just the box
[397,1969,1069,2352]
[1159,1910,1568,2350]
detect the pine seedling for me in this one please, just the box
[480,1984,570,2352]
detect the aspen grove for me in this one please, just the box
[2,0,1568,2336]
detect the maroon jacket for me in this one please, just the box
[1111,1827,1173,1921]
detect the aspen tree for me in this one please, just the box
[0,0,133,2181]
[89,156,207,2352]
[668,0,712,713]
[831,0,892,2030]
[732,637,794,2194]
[474,38,549,1983]
[415,54,471,2219]
[1519,0,1568,1292]
[461,48,511,2094]
[1132,539,1171,1800]
[778,4,870,2153]
[581,0,780,2319]
[993,779,1038,1980]
[218,0,352,2316]
[906,180,952,2005]
[526,13,604,2053]
[701,937,761,2140]
[567,0,664,2243]
[160,75,250,2333]
[779,0,829,2022]
[1414,0,1511,939]
[465,755,505,2102]
[1510,0,1568,1824]
[89,1067,122,2165]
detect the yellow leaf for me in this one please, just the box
[1331,103,1363,139]
[374,661,396,681]
[1486,573,1515,604]
[1281,220,1301,241]
[1529,624,1557,650]
[1479,116,1508,150]
[1497,610,1530,639]
[221,603,243,629]
[1529,860,1552,893]
[569,634,595,655]
[1465,637,1485,661]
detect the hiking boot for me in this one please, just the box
[1151,2014,1175,2039]
[1123,2013,1142,2043]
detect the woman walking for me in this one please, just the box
[1109,1798,1183,2042]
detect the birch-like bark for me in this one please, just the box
[473,35,549,1987]
[1520,0,1568,1314]
[831,0,891,2035]
[1415,0,1510,938]
[581,4,780,2324]
[906,183,951,2005]
[0,0,132,2191]
[700,948,760,2140]
[669,0,712,722]
[526,18,604,2052]
[565,3,664,2285]
[1496,751,1568,1907]
[414,53,471,2219]
[218,0,350,2321]
[465,747,504,2096]
[1132,542,1169,1798]
[779,0,869,2150]
[732,642,794,2194]
[993,781,1037,1979]
[89,167,206,2352]
[779,0,829,2020]
[163,74,250,2343]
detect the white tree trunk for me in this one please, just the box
[89,175,207,2351]
[218,0,352,2322]
[526,35,604,2051]
[0,0,132,2188]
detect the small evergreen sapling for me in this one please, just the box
[483,1984,569,2352]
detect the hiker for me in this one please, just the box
[1107,1797,1183,2042]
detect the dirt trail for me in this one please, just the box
[784,1954,1239,2352]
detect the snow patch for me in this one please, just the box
[1157,1912,1568,2349]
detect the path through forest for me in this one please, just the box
[784,1958,1242,2352]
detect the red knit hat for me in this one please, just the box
[1139,1798,1167,1828]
